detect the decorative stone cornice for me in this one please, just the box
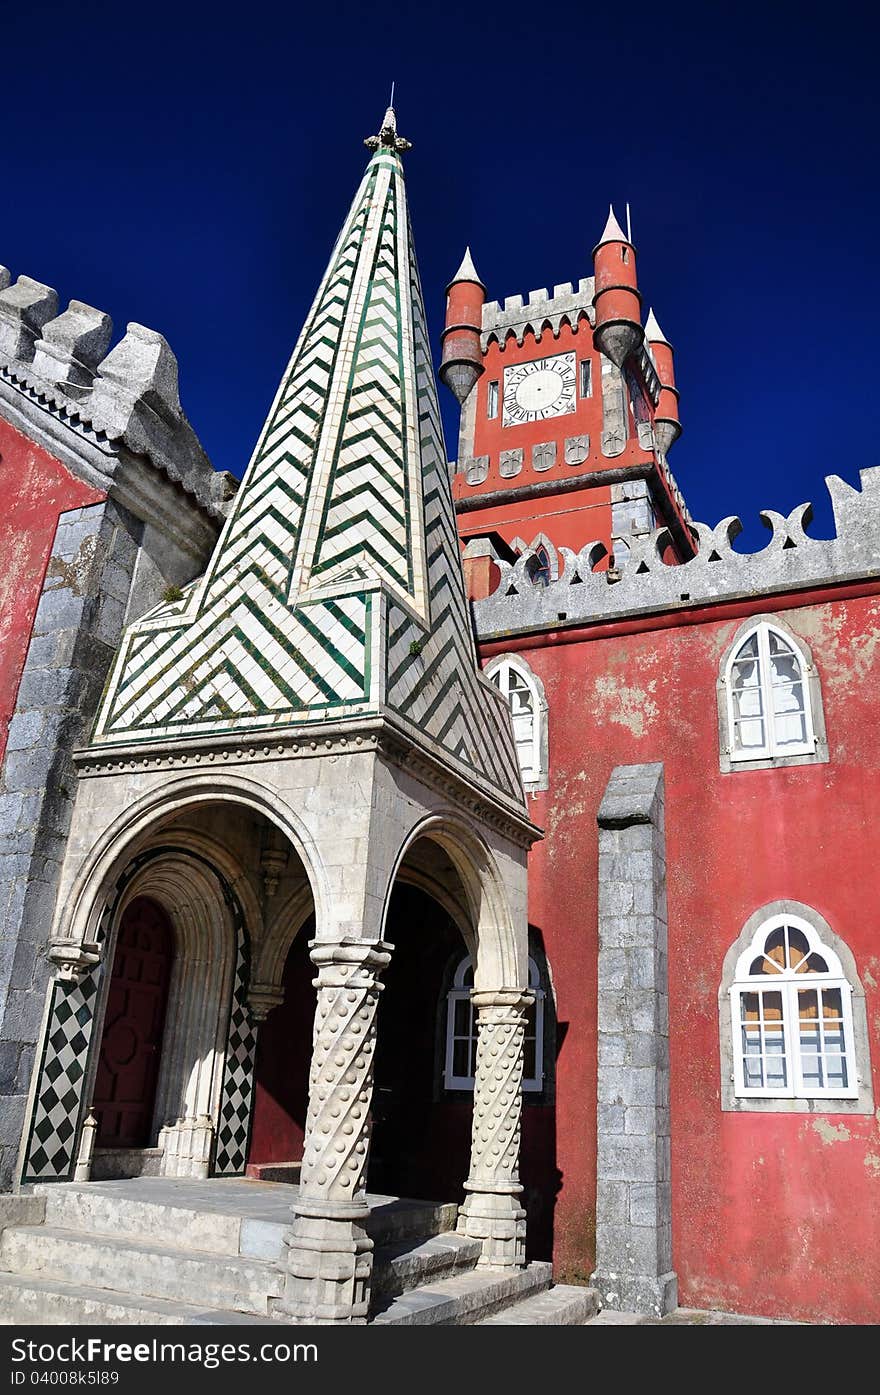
[473,466,880,640]
[72,713,541,849]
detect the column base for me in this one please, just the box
[278,1202,374,1324]
[590,1268,678,1318]
[457,1188,526,1269]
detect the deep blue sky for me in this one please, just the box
[4,1,878,547]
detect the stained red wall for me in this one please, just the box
[480,586,880,1320]
[0,416,105,762]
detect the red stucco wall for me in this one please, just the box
[0,416,105,762]
[481,586,880,1321]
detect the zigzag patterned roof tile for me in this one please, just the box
[91,115,525,811]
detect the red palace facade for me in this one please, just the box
[439,211,880,1324]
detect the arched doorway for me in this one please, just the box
[369,881,471,1201]
[93,897,174,1149]
[248,918,315,1171]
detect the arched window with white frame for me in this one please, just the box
[444,955,545,1093]
[718,617,828,772]
[730,914,857,1101]
[486,655,548,790]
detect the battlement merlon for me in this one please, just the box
[0,268,235,531]
[472,466,880,640]
[481,279,596,350]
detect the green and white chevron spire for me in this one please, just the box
[92,109,525,808]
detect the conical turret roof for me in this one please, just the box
[91,109,525,809]
[448,246,486,291]
[594,204,630,250]
[645,307,670,345]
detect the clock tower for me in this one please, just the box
[440,207,692,593]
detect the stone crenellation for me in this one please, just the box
[473,465,880,638]
[481,278,595,350]
[0,268,234,519]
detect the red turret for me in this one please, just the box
[591,205,643,368]
[645,307,682,454]
[439,247,485,403]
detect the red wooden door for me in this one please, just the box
[94,897,174,1149]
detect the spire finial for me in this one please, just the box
[364,95,412,154]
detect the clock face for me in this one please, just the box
[502,352,577,426]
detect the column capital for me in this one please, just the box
[248,984,285,1022]
[47,939,102,981]
[308,938,393,984]
[471,987,534,1013]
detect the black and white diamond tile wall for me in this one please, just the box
[21,967,101,1183]
[213,925,257,1177]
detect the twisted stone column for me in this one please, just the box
[279,939,391,1324]
[457,988,532,1268]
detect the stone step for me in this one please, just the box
[478,1283,601,1325]
[0,1272,283,1327]
[366,1198,460,1247]
[37,1185,249,1257]
[371,1233,482,1301]
[0,1225,283,1317]
[370,1261,553,1326]
[34,1182,458,1259]
[245,1161,301,1184]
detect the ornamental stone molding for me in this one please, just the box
[473,466,880,641]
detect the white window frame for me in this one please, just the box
[730,914,858,1102]
[487,380,499,419]
[485,655,547,790]
[724,620,816,763]
[444,955,544,1093]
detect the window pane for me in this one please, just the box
[452,1039,470,1078]
[508,672,534,713]
[523,1037,537,1080]
[739,990,788,1090]
[732,653,765,747]
[763,990,783,1016]
[787,927,810,970]
[734,634,760,662]
[806,953,829,974]
[824,1055,848,1089]
[763,930,786,972]
[741,991,760,1022]
[487,381,499,419]
[454,996,472,1036]
[798,988,818,1019]
[769,637,807,747]
[736,717,766,750]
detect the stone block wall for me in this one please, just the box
[591,762,676,1317]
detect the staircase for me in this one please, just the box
[0,1180,598,1326]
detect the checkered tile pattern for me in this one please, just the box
[212,928,257,1177]
[21,969,100,1183]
